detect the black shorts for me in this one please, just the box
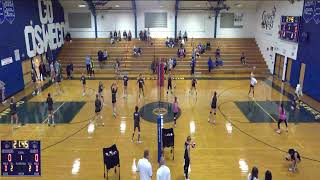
[134,124,140,132]
[168,84,172,89]
[48,108,53,112]
[250,84,254,88]
[11,112,17,116]
[112,100,116,104]
[95,109,101,113]
[173,112,178,118]
[211,105,216,109]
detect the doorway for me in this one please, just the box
[274,53,285,79]
[285,58,293,82]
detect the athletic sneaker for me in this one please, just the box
[137,140,142,144]
[276,129,281,134]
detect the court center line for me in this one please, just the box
[42,102,66,124]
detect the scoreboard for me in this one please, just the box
[279,16,300,42]
[1,140,41,176]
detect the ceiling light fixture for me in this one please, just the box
[115,4,120,7]
[78,4,86,8]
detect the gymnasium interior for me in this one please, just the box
[0,0,320,179]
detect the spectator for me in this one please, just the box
[133,45,141,56]
[208,56,213,72]
[183,31,188,41]
[172,58,177,70]
[206,41,211,51]
[137,149,152,180]
[85,55,91,76]
[147,28,151,42]
[190,58,196,75]
[178,30,182,40]
[240,52,246,64]
[110,36,115,44]
[103,49,108,62]
[165,37,170,47]
[90,59,95,78]
[0,80,6,104]
[50,62,55,82]
[65,32,72,42]
[109,31,113,39]
[265,170,272,180]
[156,156,170,180]
[197,43,205,54]
[177,47,186,58]
[39,60,47,80]
[164,60,168,74]
[168,58,174,72]
[181,38,185,47]
[123,30,127,40]
[66,63,73,79]
[168,38,174,48]
[54,60,61,75]
[151,59,156,74]
[98,50,104,69]
[215,47,221,58]
[128,30,132,41]
[113,30,117,40]
[248,166,258,180]
[118,30,121,41]
[139,30,143,40]
[143,30,147,41]
[216,57,223,67]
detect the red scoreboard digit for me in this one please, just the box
[1,140,41,176]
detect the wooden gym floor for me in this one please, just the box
[0,75,320,180]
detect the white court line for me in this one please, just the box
[42,102,66,124]
[252,99,277,123]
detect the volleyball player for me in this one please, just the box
[276,103,288,134]
[132,106,142,143]
[98,81,105,105]
[137,74,145,98]
[172,96,179,127]
[184,136,195,180]
[248,75,257,98]
[123,74,128,98]
[94,94,104,126]
[209,91,217,124]
[111,83,118,117]
[10,97,20,127]
[46,93,55,127]
[189,77,197,96]
[286,148,301,172]
[166,73,173,95]
[295,84,302,109]
[80,73,86,96]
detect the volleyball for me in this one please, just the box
[191,142,196,148]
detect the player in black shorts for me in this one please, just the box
[184,136,195,179]
[94,94,104,126]
[166,73,173,95]
[137,74,145,98]
[209,91,217,124]
[123,75,128,98]
[111,83,118,117]
[46,93,55,126]
[31,69,38,96]
[286,149,301,172]
[131,106,142,143]
[10,97,20,128]
[189,77,197,96]
[98,81,105,105]
[81,73,86,96]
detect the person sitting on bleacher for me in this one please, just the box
[197,43,205,54]
[172,58,177,70]
[133,45,141,56]
[216,57,223,67]
[65,32,72,42]
[181,38,185,47]
[168,58,174,72]
[123,30,127,40]
[66,63,73,79]
[177,47,186,58]
[183,31,188,42]
[206,41,211,51]
[128,30,132,41]
[215,47,221,58]
[165,37,170,47]
[240,52,246,64]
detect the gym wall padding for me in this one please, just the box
[290,1,320,101]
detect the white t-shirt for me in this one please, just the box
[156,165,171,180]
[137,158,152,180]
[250,77,257,86]
[295,84,302,97]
